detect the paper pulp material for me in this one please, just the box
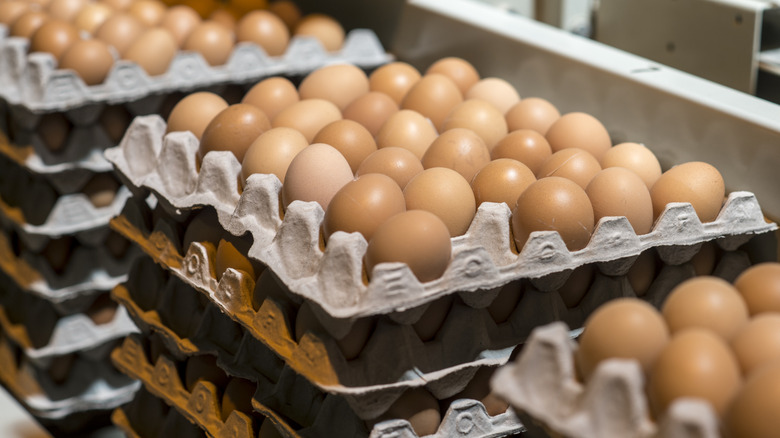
[105,115,777,329]
[491,322,721,438]
[112,387,208,438]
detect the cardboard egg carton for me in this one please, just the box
[491,322,720,438]
[0,28,391,112]
[112,386,209,438]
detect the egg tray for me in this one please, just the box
[0,26,391,112]
[490,322,722,438]
[104,116,777,330]
[0,225,138,303]
[112,386,209,438]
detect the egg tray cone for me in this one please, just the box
[112,386,209,438]
[490,322,722,438]
[0,25,391,112]
[105,115,777,328]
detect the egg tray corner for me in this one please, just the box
[105,115,777,325]
[490,322,722,438]
[0,27,391,112]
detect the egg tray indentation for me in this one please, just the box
[491,322,721,438]
[0,226,140,302]
[0,27,391,112]
[105,116,777,329]
[112,386,208,438]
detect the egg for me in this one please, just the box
[490,129,552,175]
[355,147,424,190]
[220,377,256,420]
[241,127,307,184]
[648,329,742,417]
[30,19,80,60]
[293,13,344,52]
[85,293,118,325]
[282,143,353,211]
[296,302,374,360]
[576,298,669,380]
[312,119,376,173]
[272,99,341,142]
[557,264,595,308]
[650,161,725,223]
[241,76,299,121]
[127,0,165,26]
[123,28,178,76]
[95,13,144,56]
[48,354,75,384]
[486,280,523,323]
[442,99,508,150]
[600,142,662,189]
[166,91,228,139]
[734,263,780,315]
[323,173,405,242]
[725,361,780,438]
[236,10,289,57]
[267,0,301,30]
[198,103,271,163]
[690,241,717,276]
[42,236,74,273]
[585,167,653,234]
[404,167,476,237]
[537,148,601,189]
[10,10,48,39]
[365,210,451,282]
[215,238,256,281]
[627,249,658,297]
[208,8,235,31]
[82,173,119,208]
[46,0,86,21]
[505,97,561,135]
[512,176,594,252]
[421,128,490,182]
[731,314,780,376]
[375,109,438,159]
[425,56,480,96]
[37,112,72,152]
[0,1,31,26]
[299,64,369,112]
[59,39,114,86]
[73,2,114,34]
[181,208,223,251]
[100,0,133,10]
[100,105,133,144]
[545,112,612,160]
[413,296,453,342]
[470,159,535,208]
[377,389,441,437]
[342,91,399,137]
[369,61,422,105]
[159,5,202,47]
[183,21,235,66]
[661,276,749,340]
[401,73,463,132]
[465,77,520,114]
[184,354,228,392]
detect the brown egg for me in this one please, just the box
[0,1,31,26]
[48,353,75,384]
[295,302,374,361]
[404,167,476,237]
[159,5,202,47]
[181,208,223,251]
[734,263,780,315]
[242,76,299,121]
[184,354,228,392]
[731,314,780,376]
[282,143,353,211]
[444,367,508,417]
[73,2,114,34]
[648,329,741,417]
[382,389,441,437]
[537,148,601,189]
[208,8,235,31]
[505,97,561,135]
[99,105,133,144]
[101,0,133,10]
[375,110,438,159]
[600,142,662,189]
[30,19,80,60]
[293,13,344,52]
[491,129,552,175]
[627,249,658,297]
[355,147,424,190]
[323,173,405,243]
[342,91,399,137]
[259,417,284,438]
[42,236,74,273]
[37,112,71,152]
[59,39,114,86]
[267,0,301,30]
[401,73,463,132]
[241,127,307,184]
[221,377,256,420]
[215,238,256,281]
[272,99,341,143]
[236,10,289,57]
[127,0,165,26]
[512,176,594,252]
[442,99,508,151]
[166,91,228,139]
[576,298,668,380]
[585,167,653,234]
[413,296,453,342]
[465,77,520,114]
[726,361,780,438]
[365,210,451,282]
[183,21,235,66]
[545,112,612,160]
[123,28,178,76]
[425,57,480,96]
[369,61,422,105]
[198,103,271,163]
[690,241,717,276]
[85,293,118,325]
[487,280,523,323]
[46,0,86,21]
[650,161,725,223]
[299,64,369,112]
[95,13,144,56]
[422,128,490,182]
[557,264,595,308]
[82,173,119,208]
[10,10,48,38]
[313,119,376,173]
[662,276,749,340]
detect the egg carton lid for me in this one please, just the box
[490,322,720,438]
[0,29,391,113]
[105,116,777,324]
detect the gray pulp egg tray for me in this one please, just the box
[105,115,777,335]
[0,26,391,112]
[491,322,720,438]
[112,386,210,438]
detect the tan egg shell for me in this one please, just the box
[241,127,307,184]
[166,91,228,139]
[470,158,535,208]
[369,61,422,105]
[512,176,594,252]
[73,2,114,34]
[443,99,508,151]
[95,13,144,56]
[726,362,780,438]
[10,10,48,38]
[487,280,523,324]
[236,10,289,57]
[295,301,373,361]
[650,161,725,223]
[356,146,424,190]
[299,64,369,111]
[731,313,780,376]
[82,173,119,208]
[160,5,202,47]
[183,20,235,66]
[181,208,223,251]
[491,129,552,175]
[46,0,86,21]
[375,109,438,159]
[557,264,595,308]
[101,0,133,10]
[380,388,441,437]
[401,73,463,132]
[0,1,31,26]
[59,39,115,86]
[546,112,612,160]
[208,8,235,31]
[465,77,521,114]
[734,262,780,315]
[198,103,271,163]
[282,143,354,211]
[313,119,376,173]
[127,0,165,26]
[123,28,178,76]
[272,99,341,143]
[37,112,71,152]
[690,241,717,276]
[267,0,301,30]
[627,249,658,297]
[342,91,399,138]
[294,13,344,52]
[242,76,299,121]
[600,142,662,189]
[85,293,118,325]
[404,167,476,237]
[413,295,453,342]
[586,167,653,235]
[422,127,490,182]
[426,57,480,96]
[505,97,560,135]
[538,148,601,190]
[30,19,80,60]
[215,238,256,281]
